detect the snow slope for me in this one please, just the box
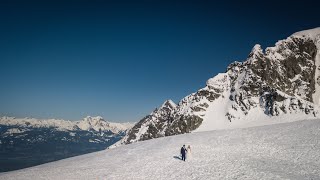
[195,94,319,132]
[1,119,319,180]
[292,27,320,40]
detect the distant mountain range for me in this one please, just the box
[114,27,320,146]
[0,116,134,172]
[0,116,133,133]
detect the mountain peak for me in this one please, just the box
[119,27,320,145]
[77,116,134,133]
[83,116,106,122]
[248,44,263,58]
[0,116,133,134]
[160,99,177,109]
[292,27,320,40]
[206,73,230,89]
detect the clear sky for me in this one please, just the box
[0,0,319,122]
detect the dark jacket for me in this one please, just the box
[181,147,186,155]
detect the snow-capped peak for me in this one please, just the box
[77,116,109,131]
[118,27,320,146]
[206,73,230,89]
[292,27,320,41]
[0,116,134,134]
[83,116,104,122]
[82,116,109,127]
[160,99,177,109]
[248,44,263,59]
[76,116,133,133]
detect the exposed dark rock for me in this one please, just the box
[120,29,320,145]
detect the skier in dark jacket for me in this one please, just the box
[181,145,187,161]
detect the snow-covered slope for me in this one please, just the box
[120,27,320,145]
[0,116,134,134]
[1,119,319,180]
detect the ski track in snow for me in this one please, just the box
[1,119,320,180]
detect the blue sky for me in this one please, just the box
[0,0,319,122]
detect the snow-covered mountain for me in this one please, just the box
[1,119,319,180]
[118,27,320,145]
[0,116,133,134]
[0,116,134,172]
[118,100,177,145]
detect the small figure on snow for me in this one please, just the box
[186,145,192,159]
[180,145,187,161]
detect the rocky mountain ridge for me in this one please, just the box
[116,27,320,146]
[0,116,133,134]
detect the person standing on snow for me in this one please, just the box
[186,145,192,159]
[181,145,187,161]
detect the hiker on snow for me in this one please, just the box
[181,145,187,161]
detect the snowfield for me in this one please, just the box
[1,119,320,180]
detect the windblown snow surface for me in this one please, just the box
[1,119,320,180]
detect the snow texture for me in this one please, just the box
[1,119,319,180]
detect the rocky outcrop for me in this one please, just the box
[121,100,176,144]
[118,27,320,146]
